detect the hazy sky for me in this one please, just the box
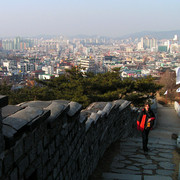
[1,0,180,37]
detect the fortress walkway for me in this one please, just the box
[89,104,180,180]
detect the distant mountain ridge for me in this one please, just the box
[120,30,180,40]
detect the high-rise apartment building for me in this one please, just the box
[139,37,157,50]
[0,40,2,49]
[2,37,33,50]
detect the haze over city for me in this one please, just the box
[1,0,180,37]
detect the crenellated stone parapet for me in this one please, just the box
[0,98,139,180]
[0,95,8,155]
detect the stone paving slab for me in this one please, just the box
[144,175,172,180]
[99,137,177,180]
[103,172,141,180]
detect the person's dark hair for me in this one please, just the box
[144,102,150,107]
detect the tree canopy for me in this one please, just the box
[0,67,162,107]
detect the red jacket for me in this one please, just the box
[137,108,155,131]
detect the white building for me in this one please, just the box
[42,66,54,74]
[79,57,95,72]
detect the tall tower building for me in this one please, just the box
[0,40,2,49]
[14,37,21,50]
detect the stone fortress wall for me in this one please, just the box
[0,95,139,180]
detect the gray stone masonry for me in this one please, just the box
[0,95,8,155]
[0,98,138,180]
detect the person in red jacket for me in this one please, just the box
[137,102,155,152]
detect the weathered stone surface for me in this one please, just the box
[159,162,175,170]
[143,164,157,170]
[143,170,153,175]
[10,168,18,180]
[19,100,52,108]
[102,102,112,116]
[144,175,172,180]
[119,101,131,111]
[110,162,125,168]
[126,165,140,171]
[67,101,82,117]
[85,117,94,131]
[0,160,2,177]
[0,99,135,180]
[156,169,174,176]
[103,172,141,180]
[111,168,141,174]
[89,112,100,124]
[79,114,87,124]
[159,153,173,159]
[44,101,67,123]
[2,105,23,119]
[27,110,50,130]
[3,107,44,130]
[18,156,29,177]
[2,125,17,148]
[3,150,14,173]
[14,139,24,161]
[113,99,126,108]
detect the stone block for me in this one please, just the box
[3,106,42,128]
[102,102,112,116]
[44,101,68,127]
[19,100,52,109]
[85,117,94,131]
[54,151,60,165]
[24,132,34,152]
[0,160,2,177]
[55,134,62,147]
[89,112,100,124]
[2,105,23,119]
[47,174,53,180]
[53,167,58,179]
[29,147,37,163]
[79,114,87,124]
[37,140,43,155]
[3,150,14,173]
[67,102,82,117]
[2,125,17,148]
[42,165,48,179]
[49,141,55,157]
[43,134,50,148]
[42,149,49,165]
[14,139,24,161]
[34,124,47,144]
[10,168,18,180]
[119,101,131,111]
[36,165,43,179]
[24,166,36,180]
[27,110,50,131]
[18,156,29,177]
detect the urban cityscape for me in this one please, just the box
[1,0,180,179]
[0,33,180,89]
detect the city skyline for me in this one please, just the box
[1,0,180,38]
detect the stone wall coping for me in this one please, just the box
[0,99,133,151]
[44,101,69,127]
[67,102,82,117]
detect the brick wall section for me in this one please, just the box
[0,99,139,180]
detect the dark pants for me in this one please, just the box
[142,128,150,151]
